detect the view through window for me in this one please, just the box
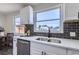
[35,7,61,31]
[15,17,25,33]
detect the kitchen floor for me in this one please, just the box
[0,47,13,55]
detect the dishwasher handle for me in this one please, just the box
[18,40,29,44]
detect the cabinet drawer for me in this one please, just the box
[30,42,44,55]
[44,45,66,55]
[31,42,44,50]
[67,49,79,55]
[31,49,42,55]
[30,42,67,55]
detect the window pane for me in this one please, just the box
[15,26,25,33]
[36,20,60,31]
[15,17,21,25]
[15,17,25,33]
[37,8,60,21]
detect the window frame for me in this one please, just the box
[15,17,21,25]
[14,16,25,34]
[34,4,65,33]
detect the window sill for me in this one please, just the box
[34,29,63,33]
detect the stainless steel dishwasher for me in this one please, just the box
[17,39,30,55]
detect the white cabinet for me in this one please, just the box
[44,44,66,55]
[13,38,17,55]
[30,42,44,55]
[30,42,67,55]
[67,49,79,55]
[20,6,33,24]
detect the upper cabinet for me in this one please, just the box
[20,6,33,24]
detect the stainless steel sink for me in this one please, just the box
[36,38,61,44]
[36,38,48,41]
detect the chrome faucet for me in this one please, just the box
[39,25,52,38]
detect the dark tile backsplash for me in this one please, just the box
[33,20,79,40]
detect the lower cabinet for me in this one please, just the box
[30,42,45,55]
[13,38,79,55]
[30,42,67,55]
[13,39,17,55]
[67,49,79,55]
[30,42,79,55]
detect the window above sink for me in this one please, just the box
[34,4,65,33]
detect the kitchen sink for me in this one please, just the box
[36,38,48,41]
[36,38,61,44]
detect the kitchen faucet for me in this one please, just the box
[39,25,52,38]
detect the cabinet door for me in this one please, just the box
[31,49,44,55]
[67,49,79,55]
[30,42,44,55]
[13,39,17,55]
[44,45,66,55]
[30,42,67,55]
[20,6,33,24]
[20,6,29,24]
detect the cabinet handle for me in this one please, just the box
[44,52,46,55]
[42,51,44,55]
[16,43,17,47]
[42,51,46,55]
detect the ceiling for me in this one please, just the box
[0,3,59,14]
[0,3,40,13]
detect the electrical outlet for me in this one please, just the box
[70,32,76,37]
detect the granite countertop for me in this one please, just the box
[14,36,79,51]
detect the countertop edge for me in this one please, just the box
[13,36,79,51]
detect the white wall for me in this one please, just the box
[4,12,19,33]
[0,13,5,28]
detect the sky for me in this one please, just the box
[36,8,60,29]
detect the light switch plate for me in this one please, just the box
[70,32,76,37]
